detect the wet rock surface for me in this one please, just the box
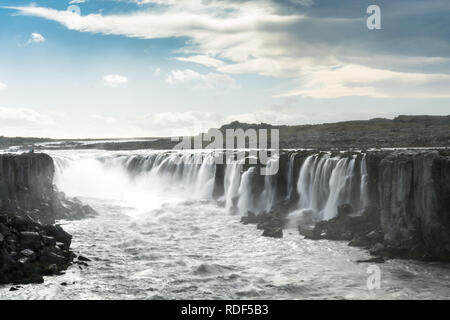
[241,211,287,238]
[239,149,450,262]
[0,153,97,223]
[0,215,73,284]
[0,152,97,285]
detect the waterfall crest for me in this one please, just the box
[51,150,369,221]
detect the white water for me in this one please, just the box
[1,149,449,299]
[294,154,361,221]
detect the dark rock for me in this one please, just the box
[348,235,372,248]
[42,236,56,246]
[43,264,58,276]
[19,232,42,250]
[0,223,10,236]
[41,251,68,266]
[378,151,450,261]
[43,225,72,248]
[77,255,91,262]
[298,224,315,238]
[0,214,9,224]
[356,257,385,263]
[240,211,258,224]
[20,249,36,261]
[27,274,44,284]
[262,227,283,238]
[0,153,91,285]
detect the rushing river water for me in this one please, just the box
[1,149,449,299]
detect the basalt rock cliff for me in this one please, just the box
[240,149,450,262]
[0,152,96,285]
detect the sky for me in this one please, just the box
[0,0,449,138]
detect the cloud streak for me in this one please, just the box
[5,1,450,98]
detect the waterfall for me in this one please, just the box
[360,154,369,208]
[50,150,369,221]
[285,153,296,200]
[297,154,336,212]
[237,166,257,214]
[296,154,363,220]
[223,159,244,211]
[321,156,356,219]
[260,158,278,213]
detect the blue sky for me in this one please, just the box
[0,0,449,138]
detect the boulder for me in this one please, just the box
[20,249,36,261]
[240,211,258,224]
[42,236,56,246]
[77,255,91,262]
[19,232,42,250]
[42,225,72,248]
[262,227,283,238]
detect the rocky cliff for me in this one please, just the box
[239,149,450,262]
[0,152,96,224]
[0,152,96,285]
[375,150,450,260]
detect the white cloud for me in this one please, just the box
[27,32,45,44]
[7,2,450,98]
[69,0,87,4]
[0,82,6,90]
[0,107,61,137]
[102,74,128,87]
[279,64,450,99]
[176,55,225,68]
[166,69,237,91]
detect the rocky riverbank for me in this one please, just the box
[0,152,96,285]
[240,149,450,262]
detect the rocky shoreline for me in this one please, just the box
[0,153,96,285]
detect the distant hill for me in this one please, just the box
[1,115,449,151]
[217,115,450,149]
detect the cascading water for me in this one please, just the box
[321,156,356,219]
[285,153,296,200]
[360,154,369,208]
[51,150,368,222]
[3,150,447,299]
[223,160,244,211]
[294,153,364,221]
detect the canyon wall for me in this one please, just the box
[376,151,450,260]
[0,153,95,284]
[0,153,96,224]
